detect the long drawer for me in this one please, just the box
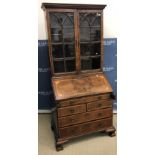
[58,108,112,127]
[87,99,112,111]
[59,117,112,138]
[58,104,86,117]
[58,94,111,107]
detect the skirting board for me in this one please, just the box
[38,109,117,114]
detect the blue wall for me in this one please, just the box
[38,38,117,111]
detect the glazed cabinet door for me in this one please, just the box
[47,10,77,75]
[78,10,103,72]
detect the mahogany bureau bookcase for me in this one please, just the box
[41,3,116,151]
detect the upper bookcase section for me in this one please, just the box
[42,3,107,76]
[41,3,106,10]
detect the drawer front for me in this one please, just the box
[58,94,111,107]
[87,100,112,111]
[58,104,86,117]
[59,118,112,138]
[58,108,112,127]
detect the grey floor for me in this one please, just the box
[38,114,117,155]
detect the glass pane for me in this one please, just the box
[92,13,101,26]
[63,13,74,27]
[80,15,89,27]
[80,13,101,27]
[80,28,90,42]
[52,45,63,58]
[52,34,62,43]
[52,33,62,43]
[54,61,65,73]
[63,28,74,42]
[81,57,100,70]
[66,59,75,72]
[50,14,61,28]
[81,58,92,70]
[51,28,62,43]
[50,12,74,27]
[51,28,61,34]
[92,57,100,69]
[91,43,101,56]
[91,27,101,41]
[80,43,91,56]
[64,44,75,57]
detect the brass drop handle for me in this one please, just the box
[70,108,75,113]
[70,118,74,123]
[97,103,102,107]
[70,129,75,133]
[98,96,102,100]
[97,113,102,117]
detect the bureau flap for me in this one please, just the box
[52,73,113,100]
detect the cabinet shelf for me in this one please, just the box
[53,57,75,61]
[80,41,101,44]
[81,55,100,59]
[52,34,62,36]
[52,42,63,45]
[80,26,101,28]
[51,33,74,35]
[51,26,74,29]
[52,42,74,45]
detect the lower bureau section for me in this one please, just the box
[59,117,112,139]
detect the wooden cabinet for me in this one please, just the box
[42,3,116,151]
